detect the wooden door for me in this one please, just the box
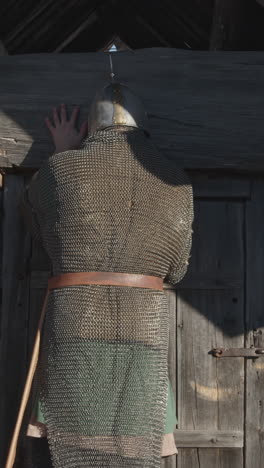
[162,173,264,468]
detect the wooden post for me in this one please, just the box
[0,176,31,467]
[209,0,247,50]
[0,40,8,55]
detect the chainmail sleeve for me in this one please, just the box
[164,170,194,286]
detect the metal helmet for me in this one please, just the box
[87,82,149,136]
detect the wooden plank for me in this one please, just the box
[175,200,244,290]
[177,447,243,468]
[169,429,243,447]
[4,0,100,54]
[166,289,177,404]
[177,291,245,428]
[177,290,244,467]
[191,172,251,199]
[0,175,31,467]
[166,272,243,290]
[1,48,264,170]
[209,0,247,50]
[176,199,244,467]
[245,179,264,468]
[53,11,98,53]
[24,173,52,273]
[162,288,177,468]
[161,452,176,468]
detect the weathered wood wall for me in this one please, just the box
[0,48,264,171]
[0,175,32,466]
[245,180,264,468]
[1,48,264,468]
[161,173,264,468]
[0,173,51,467]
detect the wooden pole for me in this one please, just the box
[209,0,247,50]
[4,288,50,468]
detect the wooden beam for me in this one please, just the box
[174,429,243,448]
[209,0,247,50]
[5,0,55,45]
[53,11,98,52]
[1,48,264,171]
[162,0,209,47]
[4,0,99,54]
[134,16,173,47]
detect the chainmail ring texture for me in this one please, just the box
[23,126,194,467]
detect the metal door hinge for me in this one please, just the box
[211,347,264,358]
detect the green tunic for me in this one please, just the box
[33,375,177,434]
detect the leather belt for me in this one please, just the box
[48,271,164,291]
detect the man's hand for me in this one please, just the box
[45,103,88,153]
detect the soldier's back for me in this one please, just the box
[36,126,192,282]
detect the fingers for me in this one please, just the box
[44,117,55,134]
[45,104,66,130]
[60,103,67,123]
[53,107,60,126]
[47,104,79,128]
[45,105,84,145]
[70,106,80,125]
[79,121,88,139]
